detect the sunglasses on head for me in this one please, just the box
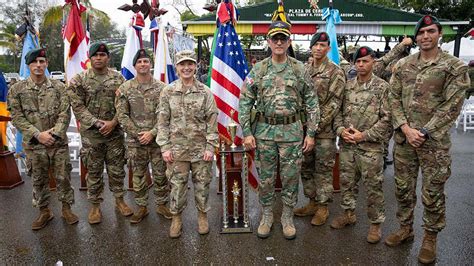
[271,35,289,43]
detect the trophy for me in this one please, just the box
[227,110,238,150]
[232,180,241,224]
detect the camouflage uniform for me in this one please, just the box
[8,77,74,208]
[116,78,168,207]
[334,75,391,224]
[156,79,218,215]
[302,57,345,205]
[239,57,320,208]
[389,50,469,232]
[67,68,126,204]
[373,43,409,82]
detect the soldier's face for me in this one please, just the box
[416,24,441,51]
[311,42,330,60]
[135,58,151,75]
[90,52,110,70]
[176,60,196,80]
[268,34,291,56]
[355,55,375,76]
[28,57,48,77]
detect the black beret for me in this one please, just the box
[310,32,330,48]
[267,21,291,37]
[133,49,151,66]
[353,46,375,61]
[415,15,441,37]
[89,42,109,58]
[25,48,46,65]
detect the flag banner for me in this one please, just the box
[322,7,342,65]
[0,70,8,149]
[210,0,258,189]
[121,13,145,80]
[153,19,177,84]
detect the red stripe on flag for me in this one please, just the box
[211,69,241,98]
[213,95,239,123]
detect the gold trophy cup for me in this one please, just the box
[227,110,238,149]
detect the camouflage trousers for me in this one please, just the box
[256,139,303,208]
[339,147,385,224]
[393,142,451,232]
[25,145,74,208]
[128,145,169,206]
[301,138,336,205]
[166,160,212,215]
[80,136,126,204]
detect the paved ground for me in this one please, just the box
[1,128,473,265]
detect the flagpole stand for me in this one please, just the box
[0,116,24,189]
[219,143,252,234]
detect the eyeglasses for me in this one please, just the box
[271,35,289,43]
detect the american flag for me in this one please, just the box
[209,1,259,189]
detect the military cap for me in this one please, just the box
[267,21,291,37]
[353,46,375,61]
[89,42,109,57]
[310,32,330,48]
[175,50,197,65]
[133,49,151,66]
[414,15,442,37]
[25,48,47,65]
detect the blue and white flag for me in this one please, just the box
[121,14,144,80]
[322,7,342,65]
[153,20,177,84]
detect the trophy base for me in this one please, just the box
[220,216,252,234]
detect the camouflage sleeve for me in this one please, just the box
[423,62,470,140]
[388,61,408,129]
[204,89,219,152]
[67,74,99,129]
[317,67,345,133]
[7,84,40,143]
[156,87,172,152]
[303,74,320,138]
[238,69,257,137]
[112,74,126,124]
[362,83,392,142]
[51,83,71,137]
[150,82,165,137]
[334,85,347,136]
[115,85,140,138]
[374,43,406,77]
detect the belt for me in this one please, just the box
[258,114,299,125]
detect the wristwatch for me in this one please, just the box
[420,127,430,139]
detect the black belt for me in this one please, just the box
[258,114,299,125]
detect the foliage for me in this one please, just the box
[180,10,199,22]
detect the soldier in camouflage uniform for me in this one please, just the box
[294,32,345,227]
[157,50,218,238]
[8,48,78,230]
[68,43,133,225]
[116,49,172,224]
[239,21,320,240]
[331,46,391,244]
[385,16,470,264]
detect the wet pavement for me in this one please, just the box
[1,128,473,265]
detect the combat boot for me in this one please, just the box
[88,203,101,225]
[197,211,209,235]
[156,204,173,220]
[384,225,414,247]
[257,207,273,239]
[130,206,149,224]
[311,204,329,226]
[418,230,438,264]
[31,207,54,230]
[281,205,296,240]
[330,210,356,229]
[61,203,79,225]
[293,199,318,217]
[115,197,133,217]
[367,223,382,244]
[169,215,182,239]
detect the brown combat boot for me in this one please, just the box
[330,210,356,229]
[384,225,414,247]
[31,207,54,230]
[88,203,101,225]
[115,197,133,217]
[311,205,329,226]
[61,203,79,225]
[130,206,149,224]
[257,207,273,239]
[156,204,172,220]
[281,205,296,240]
[293,199,318,217]
[418,230,438,264]
[367,223,382,244]
[169,215,182,238]
[198,211,209,235]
